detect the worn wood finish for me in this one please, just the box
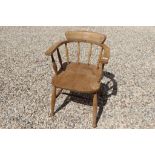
[97,47,103,69]
[52,63,101,93]
[46,40,67,56]
[65,31,106,44]
[51,86,56,116]
[51,55,58,74]
[45,40,108,57]
[46,31,110,128]
[102,44,110,64]
[57,48,63,69]
[93,93,97,128]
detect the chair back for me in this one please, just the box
[64,31,107,66]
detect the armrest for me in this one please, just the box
[101,44,110,64]
[99,57,109,64]
[45,40,67,56]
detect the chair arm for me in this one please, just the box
[99,57,109,65]
[101,44,110,64]
[45,40,68,56]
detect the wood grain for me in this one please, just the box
[51,55,58,74]
[97,47,103,69]
[46,31,110,128]
[51,86,56,116]
[57,48,63,68]
[45,40,67,56]
[93,93,97,128]
[52,62,101,93]
[65,31,106,44]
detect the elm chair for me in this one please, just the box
[45,31,110,128]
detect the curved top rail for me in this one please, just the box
[65,31,106,44]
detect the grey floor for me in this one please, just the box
[0,26,155,128]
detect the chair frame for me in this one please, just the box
[45,31,110,128]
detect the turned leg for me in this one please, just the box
[50,86,56,116]
[93,93,98,128]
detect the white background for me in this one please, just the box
[0,130,155,155]
[0,0,155,25]
[0,0,155,155]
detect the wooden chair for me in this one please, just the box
[45,31,110,128]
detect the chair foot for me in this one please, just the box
[48,112,54,117]
[93,124,97,128]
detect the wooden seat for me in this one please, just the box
[52,62,101,93]
[45,31,110,128]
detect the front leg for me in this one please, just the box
[93,93,98,128]
[50,86,56,116]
